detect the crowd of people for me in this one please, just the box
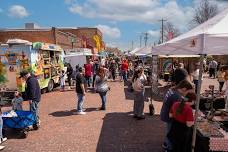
[60,57,137,115]
[1,55,227,151]
[160,58,228,152]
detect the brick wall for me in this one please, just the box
[55,30,77,49]
[0,28,77,50]
[0,30,55,44]
[0,27,104,52]
[59,28,103,49]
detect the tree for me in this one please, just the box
[192,0,218,25]
[163,22,180,42]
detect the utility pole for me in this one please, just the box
[158,18,167,43]
[131,40,134,50]
[140,35,142,47]
[144,32,149,46]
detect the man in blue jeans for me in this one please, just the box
[75,67,86,115]
[20,70,41,129]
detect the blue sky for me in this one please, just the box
[0,0,228,51]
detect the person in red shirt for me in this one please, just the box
[168,92,196,152]
[121,59,129,82]
[84,59,92,87]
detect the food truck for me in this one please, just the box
[0,39,64,100]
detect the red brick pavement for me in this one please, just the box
[2,76,220,152]
[2,81,165,152]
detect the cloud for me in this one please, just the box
[148,30,160,38]
[67,0,228,32]
[96,24,121,39]
[67,0,195,31]
[64,0,74,4]
[0,8,3,13]
[8,5,29,18]
[106,41,129,51]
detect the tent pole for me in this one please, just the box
[191,55,204,152]
[191,34,205,152]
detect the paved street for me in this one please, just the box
[2,80,165,152]
[2,76,219,152]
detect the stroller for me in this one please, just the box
[2,110,39,138]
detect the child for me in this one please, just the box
[12,91,23,111]
[0,106,7,150]
[60,70,65,92]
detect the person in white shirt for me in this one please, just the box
[101,57,106,67]
[191,63,201,93]
[132,66,147,120]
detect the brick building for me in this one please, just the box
[58,27,104,54]
[0,24,105,53]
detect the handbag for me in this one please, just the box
[132,78,143,91]
[96,82,110,93]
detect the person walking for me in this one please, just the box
[191,63,201,93]
[60,70,65,92]
[92,59,100,88]
[84,59,92,87]
[217,67,225,92]
[95,67,110,110]
[19,70,41,129]
[160,80,193,151]
[121,59,129,82]
[208,59,218,78]
[132,67,147,120]
[75,67,86,115]
[66,64,73,87]
[109,60,117,81]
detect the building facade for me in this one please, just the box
[0,24,105,53]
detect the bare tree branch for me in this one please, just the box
[191,0,218,26]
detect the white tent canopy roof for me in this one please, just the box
[129,48,141,55]
[153,8,228,55]
[134,46,152,56]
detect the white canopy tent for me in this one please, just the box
[129,47,140,55]
[128,47,150,56]
[134,46,152,56]
[153,8,228,55]
[152,8,228,152]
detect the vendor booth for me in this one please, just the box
[153,8,228,152]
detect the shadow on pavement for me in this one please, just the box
[96,112,165,152]
[49,110,75,117]
[85,108,99,112]
[49,108,98,117]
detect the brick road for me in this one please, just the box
[2,76,219,152]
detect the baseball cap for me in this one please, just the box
[19,70,29,78]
